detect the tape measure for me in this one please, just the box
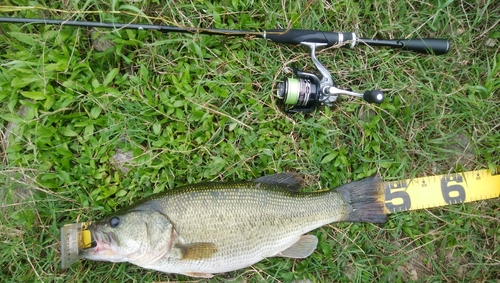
[383,169,500,213]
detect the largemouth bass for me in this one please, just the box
[73,173,387,278]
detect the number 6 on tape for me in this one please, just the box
[383,169,500,213]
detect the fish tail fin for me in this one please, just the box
[337,175,388,223]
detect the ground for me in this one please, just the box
[0,1,499,282]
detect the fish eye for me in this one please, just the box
[109,217,120,228]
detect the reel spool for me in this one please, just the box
[276,42,384,113]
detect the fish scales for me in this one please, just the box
[146,182,348,273]
[76,174,387,278]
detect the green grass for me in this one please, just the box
[1,0,499,282]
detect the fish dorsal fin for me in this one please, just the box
[175,242,218,260]
[252,173,304,192]
[276,235,318,258]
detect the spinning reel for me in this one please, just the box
[276,42,384,113]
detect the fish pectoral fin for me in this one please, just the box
[252,173,304,192]
[174,242,218,260]
[276,235,318,258]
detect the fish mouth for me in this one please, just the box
[79,226,117,259]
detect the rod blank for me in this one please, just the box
[0,17,261,37]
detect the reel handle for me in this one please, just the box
[325,86,385,104]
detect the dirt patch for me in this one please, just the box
[111,149,134,173]
[433,132,476,173]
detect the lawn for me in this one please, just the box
[0,1,499,282]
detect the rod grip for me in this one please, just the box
[265,29,355,47]
[397,38,450,55]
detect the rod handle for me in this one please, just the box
[264,29,355,47]
[397,38,450,55]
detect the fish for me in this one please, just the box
[77,173,387,278]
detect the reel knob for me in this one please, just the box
[362,90,384,104]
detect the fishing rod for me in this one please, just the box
[0,17,451,113]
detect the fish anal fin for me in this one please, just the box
[277,234,318,258]
[180,272,214,278]
[175,242,218,260]
[252,173,304,192]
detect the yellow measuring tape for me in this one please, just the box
[383,169,500,213]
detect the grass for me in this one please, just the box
[0,0,499,282]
